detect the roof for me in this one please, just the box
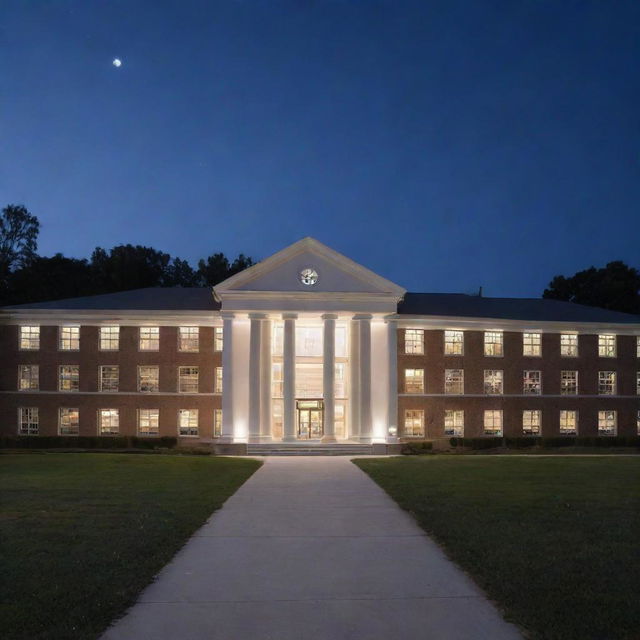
[398,293,640,324]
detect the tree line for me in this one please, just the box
[1,203,638,313]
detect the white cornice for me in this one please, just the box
[0,309,222,326]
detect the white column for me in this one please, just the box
[282,313,297,442]
[322,314,337,442]
[220,313,235,441]
[248,314,264,443]
[259,318,272,441]
[349,318,361,440]
[386,317,399,442]
[356,314,372,443]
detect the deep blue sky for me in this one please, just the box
[1,0,638,297]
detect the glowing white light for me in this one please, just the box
[112,58,122,67]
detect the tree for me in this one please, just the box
[543,261,640,315]
[197,253,254,286]
[0,205,40,293]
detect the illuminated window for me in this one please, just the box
[295,326,323,357]
[334,362,347,398]
[214,327,224,352]
[100,326,119,351]
[560,334,578,357]
[444,409,464,436]
[99,365,119,392]
[178,327,199,352]
[296,363,323,397]
[598,334,616,357]
[335,326,347,357]
[271,399,283,439]
[522,410,541,435]
[99,409,119,435]
[138,409,159,436]
[560,371,578,395]
[59,326,80,350]
[598,410,617,436]
[444,330,464,355]
[59,366,79,392]
[484,410,503,436]
[637,337,640,358]
[19,326,40,350]
[215,367,223,393]
[523,370,542,395]
[178,409,198,436]
[404,410,424,437]
[523,333,541,356]
[598,371,616,395]
[444,369,464,394]
[637,410,640,435]
[18,365,38,391]
[559,410,577,435]
[271,363,283,398]
[138,366,159,393]
[178,366,199,393]
[484,370,503,395]
[404,368,424,393]
[404,329,424,355]
[637,372,640,395]
[214,409,222,437]
[484,331,503,357]
[18,407,38,435]
[139,327,160,351]
[272,323,283,356]
[59,408,79,435]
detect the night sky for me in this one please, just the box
[2,1,638,297]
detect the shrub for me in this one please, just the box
[504,437,541,448]
[0,436,178,450]
[402,440,433,455]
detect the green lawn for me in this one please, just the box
[354,457,640,640]
[0,453,261,640]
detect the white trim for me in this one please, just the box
[0,390,219,396]
[397,393,639,399]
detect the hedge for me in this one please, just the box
[401,441,434,455]
[0,436,178,450]
[448,436,640,449]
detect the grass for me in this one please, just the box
[0,453,261,640]
[354,457,640,640]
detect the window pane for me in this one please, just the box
[19,407,39,435]
[20,326,40,350]
[100,326,120,350]
[444,330,464,355]
[140,327,160,350]
[178,327,199,352]
[138,409,159,436]
[405,329,424,355]
[484,331,503,356]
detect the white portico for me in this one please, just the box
[213,237,405,445]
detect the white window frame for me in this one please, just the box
[559,410,578,436]
[404,409,424,437]
[598,371,616,395]
[523,370,542,395]
[18,364,39,391]
[444,369,464,395]
[598,410,617,436]
[483,370,503,395]
[444,330,464,356]
[522,409,541,435]
[484,331,503,357]
[404,368,424,394]
[59,407,79,435]
[138,365,160,393]
[523,332,542,357]
[99,326,120,351]
[99,365,119,392]
[560,370,578,395]
[59,326,80,351]
[560,333,578,357]
[19,326,40,350]
[444,409,464,436]
[138,408,160,436]
[178,409,199,437]
[98,408,119,435]
[178,326,199,352]
[214,327,224,352]
[178,366,199,393]
[483,410,503,436]
[18,407,39,435]
[58,365,79,392]
[215,367,223,393]
[598,334,616,358]
[404,329,424,355]
[139,327,160,351]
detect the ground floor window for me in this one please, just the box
[444,409,463,436]
[404,409,424,437]
[522,410,541,435]
[335,402,346,439]
[483,410,503,436]
[559,410,578,435]
[598,410,617,436]
[271,399,284,439]
[18,407,38,435]
[99,409,119,435]
[214,409,222,437]
[637,411,640,435]
[138,409,159,436]
[59,408,79,435]
[179,409,199,436]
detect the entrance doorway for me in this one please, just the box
[297,400,323,439]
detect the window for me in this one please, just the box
[214,327,224,352]
[271,363,283,397]
[215,367,223,393]
[59,366,79,392]
[59,326,80,350]
[100,326,119,350]
[19,326,40,350]
[559,410,577,435]
[598,334,616,357]
[484,331,503,357]
[335,326,347,357]
[59,408,79,435]
[637,337,640,358]
[598,410,617,436]
[138,366,159,392]
[178,327,199,352]
[637,372,640,395]
[178,366,199,393]
[637,410,640,435]
[18,407,38,435]
[295,326,323,357]
[560,371,578,395]
[404,329,424,355]
[444,369,464,394]
[522,410,541,435]
[484,410,503,436]
[444,409,464,436]
[523,332,541,356]
[404,410,424,437]
[99,409,119,435]
[560,334,578,357]
[598,371,616,395]
[484,370,503,395]
[404,368,424,393]
[178,409,198,436]
[444,330,464,355]
[18,365,39,391]
[334,362,346,398]
[523,370,542,395]
[138,409,159,436]
[139,327,160,351]
[99,365,119,392]
[214,409,222,437]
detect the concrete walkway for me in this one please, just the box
[102,457,521,640]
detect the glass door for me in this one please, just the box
[297,400,324,439]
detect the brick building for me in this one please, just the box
[1,237,638,453]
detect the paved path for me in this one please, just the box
[103,457,521,640]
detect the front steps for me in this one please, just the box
[247,442,373,456]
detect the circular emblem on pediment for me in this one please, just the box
[299,268,318,286]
